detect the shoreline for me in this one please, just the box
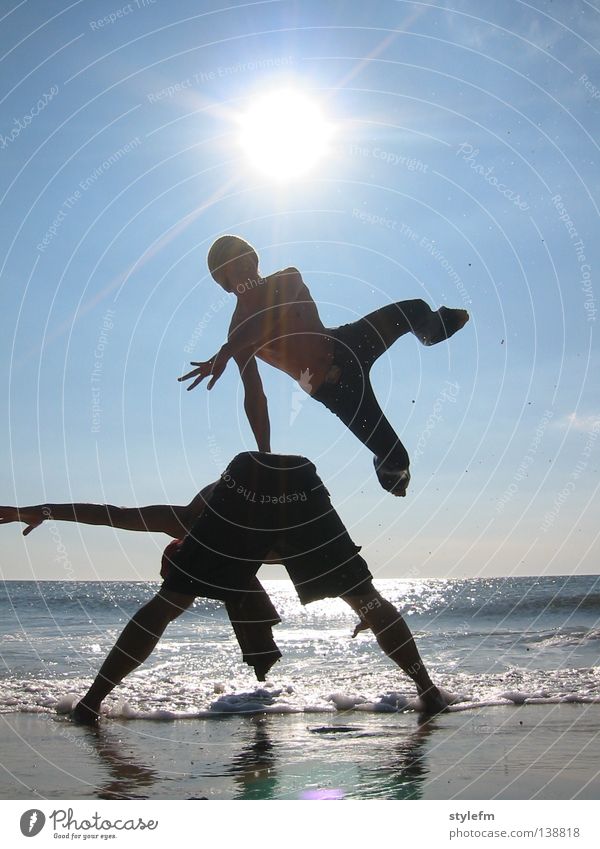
[1,704,598,800]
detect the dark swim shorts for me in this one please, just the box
[162,452,373,605]
[311,323,410,473]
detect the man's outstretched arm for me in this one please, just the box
[178,320,267,393]
[236,352,271,452]
[0,502,191,538]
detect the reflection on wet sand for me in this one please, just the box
[75,725,161,800]
[228,718,279,799]
[73,713,442,800]
[352,717,437,800]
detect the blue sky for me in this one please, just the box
[1,0,598,581]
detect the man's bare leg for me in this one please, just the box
[363,300,467,493]
[343,587,449,714]
[72,590,194,724]
[360,299,469,353]
[312,300,469,497]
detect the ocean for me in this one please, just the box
[1,576,599,718]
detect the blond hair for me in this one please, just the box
[207,235,259,280]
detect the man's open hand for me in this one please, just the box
[178,346,231,391]
[0,506,46,536]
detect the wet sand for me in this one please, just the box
[1,704,598,800]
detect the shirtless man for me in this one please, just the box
[179,235,469,496]
[4,452,452,723]
[0,482,283,681]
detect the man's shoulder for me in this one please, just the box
[269,266,303,283]
[267,268,306,299]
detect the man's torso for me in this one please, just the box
[229,268,334,390]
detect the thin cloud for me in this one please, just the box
[558,412,600,431]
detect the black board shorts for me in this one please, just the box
[162,452,373,605]
[311,323,410,472]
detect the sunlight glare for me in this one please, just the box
[239,89,333,182]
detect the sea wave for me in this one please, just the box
[2,668,599,719]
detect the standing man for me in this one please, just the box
[67,452,452,724]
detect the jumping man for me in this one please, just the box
[179,236,468,496]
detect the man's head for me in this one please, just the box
[207,235,259,292]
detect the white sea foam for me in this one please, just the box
[0,682,577,722]
[1,671,600,721]
[55,695,78,714]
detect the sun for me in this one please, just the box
[238,89,333,182]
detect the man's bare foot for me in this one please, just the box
[417,307,469,346]
[373,458,410,497]
[417,685,454,716]
[71,699,101,725]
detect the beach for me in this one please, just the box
[1,576,599,799]
[1,705,598,800]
